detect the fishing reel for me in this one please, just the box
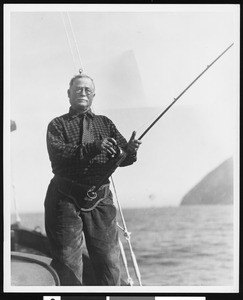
[108,144,124,160]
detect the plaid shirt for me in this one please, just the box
[47,107,137,186]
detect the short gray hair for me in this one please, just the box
[69,74,95,92]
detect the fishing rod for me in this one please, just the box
[87,43,234,199]
[138,42,234,140]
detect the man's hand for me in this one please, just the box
[96,137,118,156]
[126,131,142,154]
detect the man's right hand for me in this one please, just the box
[96,137,118,156]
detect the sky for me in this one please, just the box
[4,4,239,214]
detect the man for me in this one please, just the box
[44,73,141,286]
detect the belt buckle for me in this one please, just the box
[85,190,97,201]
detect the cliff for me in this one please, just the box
[180,157,234,205]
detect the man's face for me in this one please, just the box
[68,77,95,112]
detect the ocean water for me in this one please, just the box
[11,205,234,286]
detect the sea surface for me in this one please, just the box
[11,205,235,286]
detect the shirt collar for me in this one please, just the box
[68,106,95,119]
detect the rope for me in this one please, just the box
[118,238,134,286]
[111,176,143,286]
[60,12,84,73]
[60,12,76,73]
[66,12,84,72]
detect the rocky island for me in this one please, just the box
[181,157,234,205]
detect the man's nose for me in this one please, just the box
[76,88,86,95]
[80,88,86,95]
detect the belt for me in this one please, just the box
[52,175,110,212]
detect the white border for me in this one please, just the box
[4,3,12,292]
[3,3,238,13]
[3,3,240,294]
[4,285,238,293]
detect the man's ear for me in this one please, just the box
[67,89,70,98]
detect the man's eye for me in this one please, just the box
[75,88,92,94]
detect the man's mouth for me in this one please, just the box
[77,98,88,102]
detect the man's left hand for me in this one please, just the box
[126,131,142,154]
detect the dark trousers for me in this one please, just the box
[44,179,121,286]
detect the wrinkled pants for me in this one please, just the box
[44,179,121,286]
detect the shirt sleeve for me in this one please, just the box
[46,118,101,164]
[107,118,137,167]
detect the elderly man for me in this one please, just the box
[44,73,141,286]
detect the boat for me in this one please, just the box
[11,221,98,286]
[10,212,130,286]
